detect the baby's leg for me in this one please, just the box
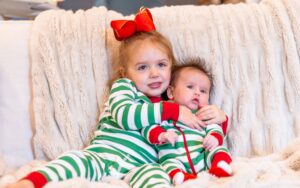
[161,159,197,185]
[206,146,233,177]
[125,163,172,188]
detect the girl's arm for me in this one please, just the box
[109,79,204,131]
[195,105,229,134]
[109,79,175,130]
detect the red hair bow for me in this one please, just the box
[111,7,156,41]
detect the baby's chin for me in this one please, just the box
[188,105,199,111]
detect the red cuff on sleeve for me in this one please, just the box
[221,116,229,135]
[210,132,223,145]
[23,171,48,188]
[149,126,166,144]
[162,102,179,121]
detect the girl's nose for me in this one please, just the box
[150,67,159,78]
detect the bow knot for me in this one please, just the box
[111,8,156,41]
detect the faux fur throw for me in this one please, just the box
[30,0,300,161]
[30,7,121,160]
[1,138,300,187]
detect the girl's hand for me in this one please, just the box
[159,130,178,146]
[178,106,205,130]
[196,105,226,125]
[203,134,218,151]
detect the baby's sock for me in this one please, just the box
[169,169,197,185]
[209,152,233,177]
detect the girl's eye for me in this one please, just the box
[137,65,147,71]
[158,62,167,67]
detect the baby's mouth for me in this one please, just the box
[192,98,199,104]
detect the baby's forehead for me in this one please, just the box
[177,67,210,84]
[177,67,207,78]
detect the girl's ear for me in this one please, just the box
[167,86,174,100]
[119,67,125,77]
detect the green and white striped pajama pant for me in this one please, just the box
[143,121,230,175]
[34,78,173,187]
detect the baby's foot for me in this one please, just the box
[172,171,184,185]
[209,161,233,177]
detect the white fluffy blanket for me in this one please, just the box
[1,0,300,187]
[1,138,300,187]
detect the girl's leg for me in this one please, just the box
[125,163,172,188]
[18,143,137,187]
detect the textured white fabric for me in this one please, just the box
[1,138,300,187]
[0,21,34,170]
[30,7,122,160]
[30,0,300,159]
[1,0,297,186]
[149,0,300,157]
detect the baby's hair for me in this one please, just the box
[170,58,214,91]
[108,31,175,88]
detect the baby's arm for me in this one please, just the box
[142,125,178,146]
[158,130,178,146]
[203,124,224,151]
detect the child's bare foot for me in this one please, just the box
[4,180,34,188]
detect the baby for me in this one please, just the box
[142,58,233,185]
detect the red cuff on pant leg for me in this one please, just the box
[23,171,48,188]
[169,169,181,180]
[211,152,232,168]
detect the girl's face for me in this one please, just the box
[125,40,172,97]
[167,67,211,111]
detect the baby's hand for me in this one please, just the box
[159,130,178,146]
[178,106,205,130]
[196,105,226,125]
[203,134,218,151]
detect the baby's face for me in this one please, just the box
[168,67,211,111]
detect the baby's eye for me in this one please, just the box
[187,85,194,89]
[137,65,147,71]
[200,89,207,94]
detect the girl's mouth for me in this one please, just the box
[148,82,162,89]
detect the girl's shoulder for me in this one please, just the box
[114,78,132,84]
[112,78,139,93]
[113,78,135,88]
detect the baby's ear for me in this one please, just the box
[167,86,174,100]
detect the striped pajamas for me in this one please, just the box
[34,78,171,187]
[142,120,231,175]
